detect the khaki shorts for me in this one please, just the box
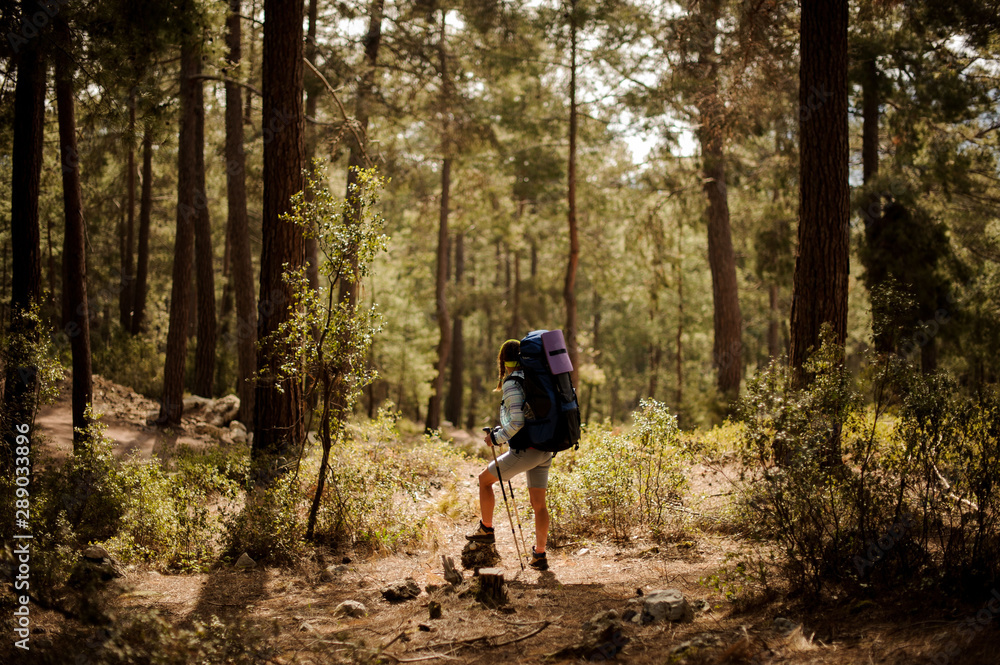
[486,447,554,489]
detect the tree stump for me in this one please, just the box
[475,568,508,608]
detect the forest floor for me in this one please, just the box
[22,378,1000,664]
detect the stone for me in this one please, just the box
[229,421,248,445]
[206,394,241,427]
[334,600,367,618]
[548,608,629,660]
[429,600,442,620]
[235,553,256,570]
[183,396,212,413]
[195,423,227,440]
[641,589,693,623]
[382,577,420,602]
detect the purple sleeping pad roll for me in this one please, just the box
[541,329,574,375]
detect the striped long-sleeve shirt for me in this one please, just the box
[492,370,535,446]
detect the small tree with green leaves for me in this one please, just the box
[258,165,388,540]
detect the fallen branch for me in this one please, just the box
[932,463,979,512]
[492,620,550,646]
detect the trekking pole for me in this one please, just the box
[485,430,525,571]
[502,448,531,564]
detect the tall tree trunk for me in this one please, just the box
[55,16,93,447]
[340,0,384,309]
[788,0,850,380]
[768,282,780,360]
[193,59,217,398]
[131,133,153,334]
[694,0,742,399]
[253,0,306,466]
[303,0,320,294]
[563,0,580,385]
[3,0,46,473]
[425,13,451,433]
[226,0,257,425]
[158,38,200,426]
[861,57,879,185]
[120,93,137,331]
[445,231,464,426]
[426,156,452,432]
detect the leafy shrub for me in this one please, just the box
[549,399,688,541]
[309,427,467,552]
[91,327,165,399]
[223,472,306,564]
[736,324,1000,596]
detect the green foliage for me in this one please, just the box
[32,415,243,571]
[24,610,277,665]
[308,425,467,552]
[222,472,306,564]
[736,322,1000,595]
[91,326,165,399]
[549,400,689,541]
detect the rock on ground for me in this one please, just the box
[382,577,420,602]
[640,589,694,623]
[334,600,368,618]
[206,394,240,427]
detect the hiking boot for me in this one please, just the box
[466,521,495,544]
[529,546,548,571]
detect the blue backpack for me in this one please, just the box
[506,330,581,453]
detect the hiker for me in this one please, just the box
[467,338,552,571]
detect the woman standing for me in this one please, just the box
[466,338,552,571]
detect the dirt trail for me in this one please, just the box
[22,377,997,664]
[34,375,218,463]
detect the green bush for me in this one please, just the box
[91,327,165,398]
[736,324,1000,596]
[549,399,688,541]
[223,472,306,564]
[310,427,466,552]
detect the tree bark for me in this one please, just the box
[303,0,320,294]
[158,37,200,426]
[445,231,464,426]
[426,155,452,432]
[425,13,451,433]
[55,16,93,448]
[226,0,257,426]
[563,0,580,386]
[253,0,306,465]
[193,55,217,397]
[3,0,46,472]
[768,282,780,360]
[339,0,384,309]
[120,93,137,331]
[788,0,850,381]
[693,0,742,399]
[861,57,879,185]
[131,133,153,334]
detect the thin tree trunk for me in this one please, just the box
[694,0,742,399]
[55,16,93,447]
[425,13,451,433]
[445,231,464,426]
[3,0,46,473]
[120,93,136,331]
[768,282,780,360]
[158,38,200,426]
[861,57,879,185]
[303,0,320,294]
[675,217,684,416]
[193,58,217,397]
[564,0,580,385]
[225,0,257,426]
[426,156,452,432]
[340,0,385,309]
[253,0,306,467]
[788,0,850,381]
[131,133,153,334]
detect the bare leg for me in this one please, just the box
[479,469,498,528]
[528,487,548,553]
